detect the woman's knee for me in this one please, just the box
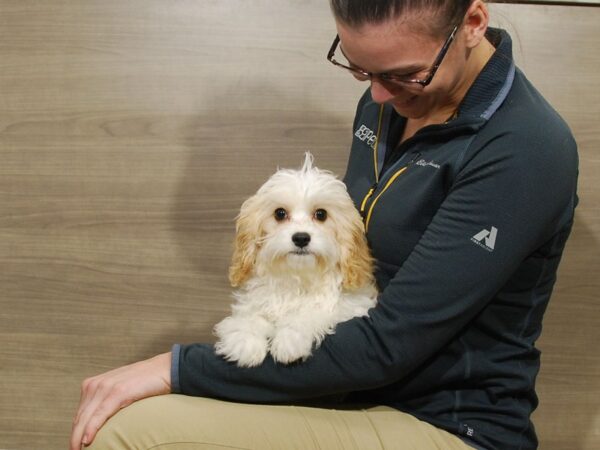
[85,394,276,450]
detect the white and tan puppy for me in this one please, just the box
[214,153,377,367]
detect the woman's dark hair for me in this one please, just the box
[329,0,473,36]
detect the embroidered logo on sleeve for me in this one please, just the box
[471,226,498,252]
[355,124,377,149]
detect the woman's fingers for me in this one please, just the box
[71,376,118,449]
[79,382,131,446]
[69,352,172,450]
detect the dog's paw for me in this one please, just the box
[214,317,270,368]
[215,331,269,368]
[270,327,314,365]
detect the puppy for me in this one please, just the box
[214,153,377,367]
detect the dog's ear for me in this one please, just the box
[339,213,375,291]
[229,195,261,287]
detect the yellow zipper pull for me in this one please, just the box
[364,166,409,232]
[360,182,378,219]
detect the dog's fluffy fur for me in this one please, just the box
[214,153,377,367]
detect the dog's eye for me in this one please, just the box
[314,209,327,222]
[274,208,288,221]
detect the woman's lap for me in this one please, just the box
[89,394,475,450]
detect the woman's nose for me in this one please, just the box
[369,78,397,104]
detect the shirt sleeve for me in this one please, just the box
[173,131,578,403]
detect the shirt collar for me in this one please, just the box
[457,27,516,121]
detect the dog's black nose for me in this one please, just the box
[292,232,311,248]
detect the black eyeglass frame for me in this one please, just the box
[327,24,459,88]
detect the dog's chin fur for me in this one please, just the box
[214,153,378,367]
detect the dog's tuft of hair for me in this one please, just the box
[215,153,378,367]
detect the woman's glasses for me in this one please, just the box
[327,25,459,88]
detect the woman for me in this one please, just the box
[71,1,578,449]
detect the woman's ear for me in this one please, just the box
[228,195,261,287]
[462,0,489,49]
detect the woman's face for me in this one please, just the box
[335,16,467,119]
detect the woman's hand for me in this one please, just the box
[70,351,172,449]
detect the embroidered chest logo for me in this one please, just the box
[355,124,377,149]
[471,226,498,252]
[415,159,441,170]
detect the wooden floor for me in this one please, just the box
[0,1,598,449]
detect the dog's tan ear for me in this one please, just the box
[340,213,375,291]
[229,196,261,287]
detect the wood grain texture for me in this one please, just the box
[0,1,597,449]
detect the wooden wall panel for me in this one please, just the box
[0,1,597,449]
[0,2,361,449]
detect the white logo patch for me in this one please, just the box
[355,124,377,149]
[471,226,498,252]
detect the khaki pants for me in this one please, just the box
[89,394,477,450]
